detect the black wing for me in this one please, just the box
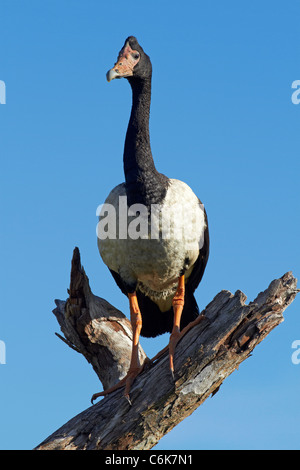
[185,208,210,294]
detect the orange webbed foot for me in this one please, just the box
[91,365,144,405]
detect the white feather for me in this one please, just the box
[97,179,206,303]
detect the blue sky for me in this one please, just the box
[0,0,299,450]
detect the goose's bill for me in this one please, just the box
[106,68,122,82]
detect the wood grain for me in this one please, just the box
[35,248,298,450]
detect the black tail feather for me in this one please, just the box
[108,267,203,338]
[137,287,199,338]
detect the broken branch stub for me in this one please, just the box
[53,247,147,391]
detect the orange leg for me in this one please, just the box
[91,291,144,404]
[169,274,185,376]
[168,275,205,378]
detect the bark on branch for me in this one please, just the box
[35,248,298,450]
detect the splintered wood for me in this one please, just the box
[36,248,298,450]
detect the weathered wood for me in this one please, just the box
[53,247,147,391]
[35,249,298,450]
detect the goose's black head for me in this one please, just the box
[106,36,152,83]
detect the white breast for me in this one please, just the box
[97,179,206,300]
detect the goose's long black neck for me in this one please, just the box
[124,77,168,207]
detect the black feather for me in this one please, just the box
[137,287,199,337]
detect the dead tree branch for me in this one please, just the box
[35,248,298,450]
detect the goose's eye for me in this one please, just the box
[133,52,140,60]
